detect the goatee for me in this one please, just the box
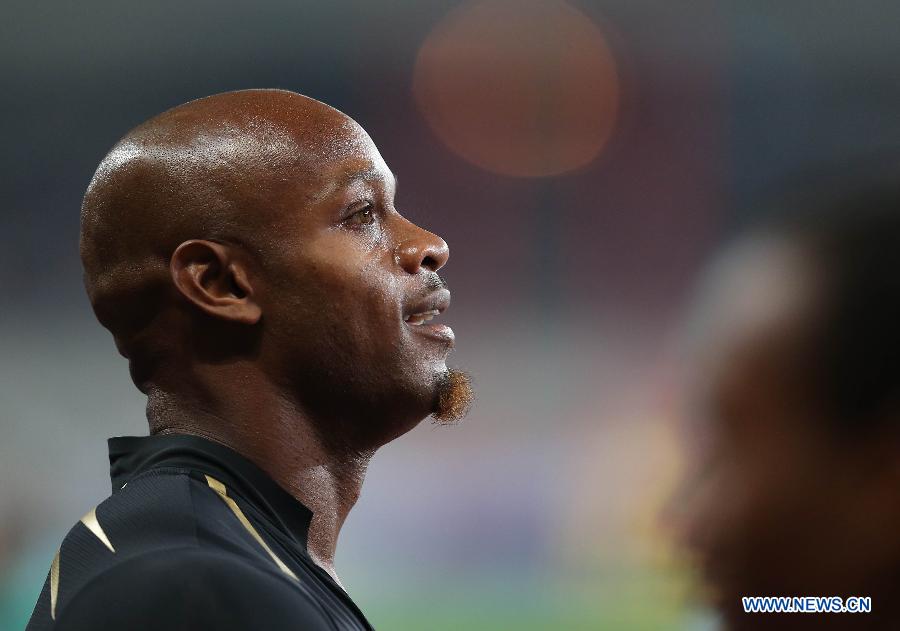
[432,369,474,424]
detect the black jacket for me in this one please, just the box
[27,434,374,630]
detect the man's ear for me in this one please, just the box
[170,240,262,325]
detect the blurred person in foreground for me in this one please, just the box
[671,177,900,629]
[27,89,472,630]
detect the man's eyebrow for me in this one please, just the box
[311,165,398,203]
[342,167,398,190]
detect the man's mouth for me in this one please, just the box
[403,287,450,322]
[404,309,440,326]
[403,288,454,344]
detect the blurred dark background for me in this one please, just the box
[3,1,900,628]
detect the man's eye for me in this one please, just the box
[346,205,375,226]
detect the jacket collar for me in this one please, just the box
[108,433,313,548]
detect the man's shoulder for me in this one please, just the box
[83,467,201,552]
[27,470,334,630]
[71,466,269,556]
[53,547,334,630]
[25,469,197,630]
[51,467,293,587]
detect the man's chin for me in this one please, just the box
[431,369,474,424]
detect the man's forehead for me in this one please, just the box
[693,240,814,348]
[235,115,394,201]
[307,150,396,200]
[683,238,820,400]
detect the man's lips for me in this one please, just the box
[403,288,450,323]
[403,288,454,344]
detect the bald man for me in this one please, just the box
[27,89,472,630]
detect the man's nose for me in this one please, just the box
[395,221,449,274]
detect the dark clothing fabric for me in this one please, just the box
[26,434,374,630]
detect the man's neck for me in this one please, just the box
[146,368,374,586]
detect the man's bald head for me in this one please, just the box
[82,89,465,440]
[81,89,369,367]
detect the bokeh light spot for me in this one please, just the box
[413,0,620,178]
